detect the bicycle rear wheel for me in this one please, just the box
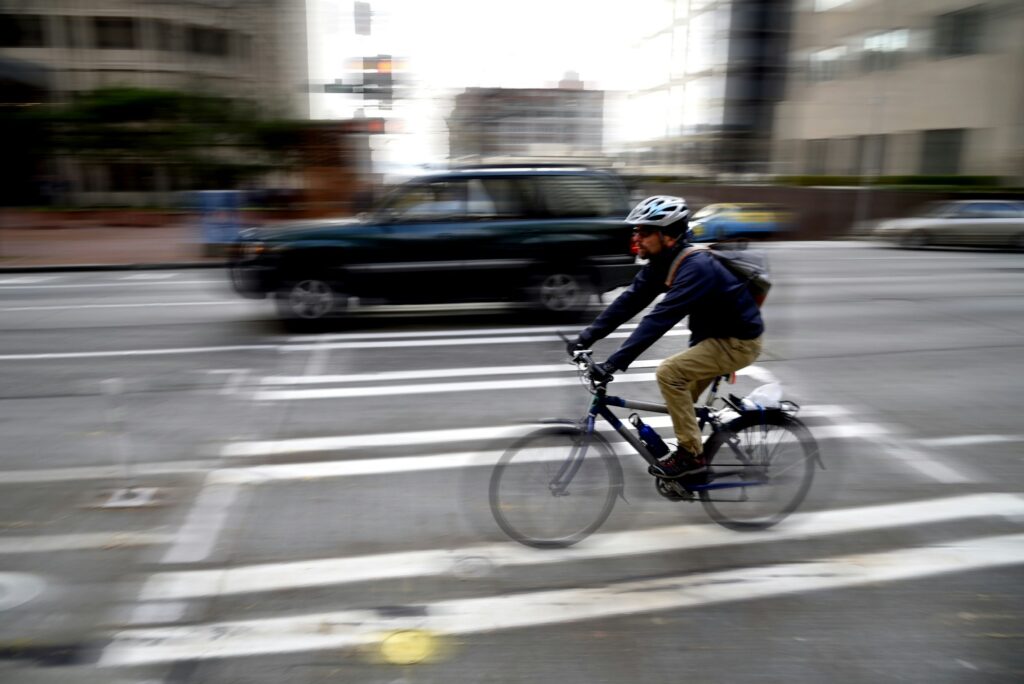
[699,413,817,531]
[489,426,621,548]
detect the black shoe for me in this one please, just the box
[649,448,707,481]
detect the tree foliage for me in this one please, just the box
[41,87,311,188]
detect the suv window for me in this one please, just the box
[385,180,467,221]
[961,202,1018,219]
[467,177,525,218]
[534,175,624,218]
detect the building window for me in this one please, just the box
[0,14,46,47]
[920,129,965,175]
[61,16,80,48]
[94,17,137,49]
[805,139,828,174]
[188,26,229,57]
[933,6,985,57]
[153,20,177,52]
[862,29,909,71]
[808,46,846,82]
[814,0,852,10]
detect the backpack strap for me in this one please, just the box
[664,245,708,287]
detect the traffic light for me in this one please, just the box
[362,54,393,108]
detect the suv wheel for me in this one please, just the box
[277,277,345,321]
[531,272,592,315]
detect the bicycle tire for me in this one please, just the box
[489,425,622,548]
[699,412,818,531]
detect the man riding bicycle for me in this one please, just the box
[568,196,764,483]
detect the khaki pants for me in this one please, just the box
[655,336,763,456]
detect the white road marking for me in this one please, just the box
[119,273,181,280]
[0,276,59,284]
[870,435,973,484]
[281,322,657,343]
[915,435,1023,447]
[0,531,173,554]
[0,460,208,484]
[259,362,778,387]
[0,573,47,611]
[0,345,279,361]
[100,533,1024,666]
[138,493,1024,601]
[250,368,812,402]
[0,329,687,361]
[219,412,879,459]
[253,373,662,400]
[0,280,220,290]
[160,481,242,565]
[1,300,239,312]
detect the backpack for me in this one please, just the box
[665,244,772,307]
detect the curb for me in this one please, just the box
[0,261,226,274]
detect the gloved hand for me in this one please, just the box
[565,335,589,357]
[590,360,618,384]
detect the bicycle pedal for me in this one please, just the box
[654,478,694,502]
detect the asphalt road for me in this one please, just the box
[1,242,1022,684]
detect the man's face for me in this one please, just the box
[633,226,674,258]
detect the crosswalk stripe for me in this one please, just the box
[100,532,1024,666]
[138,493,1024,601]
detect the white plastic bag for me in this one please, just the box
[741,383,783,409]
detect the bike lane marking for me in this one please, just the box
[99,532,1024,666]
[137,493,1024,601]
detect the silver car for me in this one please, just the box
[874,200,1024,250]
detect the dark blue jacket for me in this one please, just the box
[579,243,764,371]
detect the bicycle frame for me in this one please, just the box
[548,375,736,496]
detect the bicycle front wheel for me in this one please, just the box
[699,413,818,531]
[489,426,621,548]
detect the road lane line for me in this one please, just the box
[100,533,1024,666]
[219,411,881,458]
[0,531,173,554]
[0,276,59,284]
[1,300,240,312]
[0,345,280,361]
[870,434,973,484]
[915,435,1023,447]
[119,273,181,280]
[0,280,220,290]
[281,322,655,343]
[259,362,779,386]
[0,460,209,484]
[138,493,1024,601]
[0,329,688,361]
[160,480,242,565]
[253,373,661,400]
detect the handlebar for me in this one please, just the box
[557,331,608,389]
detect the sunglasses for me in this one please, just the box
[632,227,659,237]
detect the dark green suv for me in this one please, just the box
[230,166,639,322]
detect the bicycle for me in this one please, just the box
[489,337,824,548]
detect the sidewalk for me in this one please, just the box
[0,223,224,271]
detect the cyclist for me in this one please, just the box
[567,196,764,483]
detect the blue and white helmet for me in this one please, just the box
[625,195,690,234]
